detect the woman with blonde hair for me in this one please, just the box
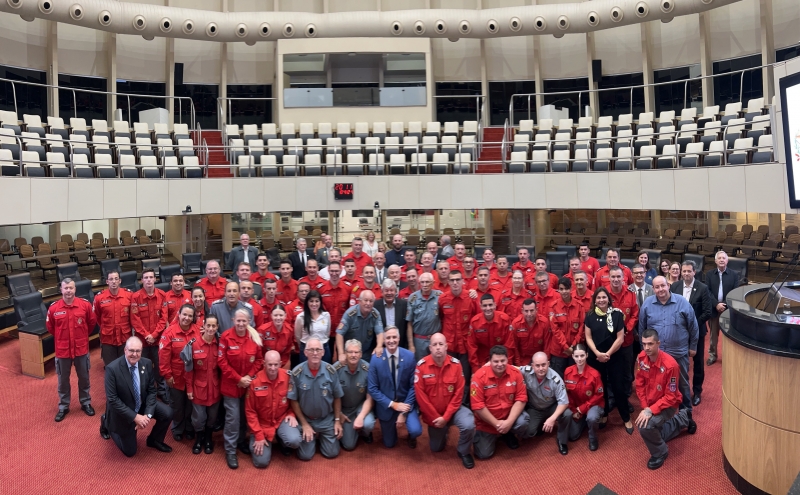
[363,230,380,257]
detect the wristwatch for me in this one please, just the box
[334,418,340,421]
[147,414,153,419]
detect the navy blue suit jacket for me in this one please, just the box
[367,347,416,422]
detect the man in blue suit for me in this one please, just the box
[367,326,422,449]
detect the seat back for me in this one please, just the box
[57,262,81,283]
[120,270,141,292]
[6,272,36,298]
[13,291,48,334]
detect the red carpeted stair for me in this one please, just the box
[475,127,506,174]
[194,130,233,178]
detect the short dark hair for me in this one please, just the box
[579,242,589,248]
[489,345,508,359]
[641,328,660,341]
[522,298,536,307]
[606,248,619,258]
[263,278,276,286]
[256,253,268,261]
[327,261,341,270]
[344,258,356,265]
[497,255,508,263]
[297,282,311,290]
[449,269,462,278]
[558,277,572,290]
[106,270,120,280]
[535,255,547,263]
[142,268,156,278]
[170,272,184,282]
[477,266,490,274]
[280,259,292,268]
[480,293,495,304]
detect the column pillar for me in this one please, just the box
[708,212,719,236]
[222,214,233,252]
[47,21,58,117]
[597,210,607,230]
[166,39,175,127]
[533,210,549,256]
[585,33,599,119]
[640,22,655,113]
[530,0,544,114]
[49,223,61,249]
[652,210,662,233]
[484,210,493,249]
[768,213,782,235]
[699,12,714,108]
[107,33,117,123]
[759,0,775,101]
[108,219,119,241]
[219,0,229,129]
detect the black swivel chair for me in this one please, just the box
[100,258,121,281]
[120,270,141,292]
[183,253,202,275]
[555,245,577,259]
[141,259,162,277]
[726,257,749,285]
[14,291,48,334]
[159,264,182,284]
[546,251,569,277]
[74,278,95,304]
[56,262,81,283]
[6,272,37,298]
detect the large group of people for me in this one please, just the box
[47,233,743,470]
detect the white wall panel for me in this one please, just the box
[707,166,746,212]
[544,174,578,209]
[419,176,452,209]
[264,178,297,211]
[228,42,275,84]
[594,24,642,76]
[745,163,787,213]
[68,180,103,221]
[31,179,68,223]
[200,178,233,213]
[388,176,421,208]
[539,34,587,79]
[171,0,220,9]
[773,0,800,50]
[176,39,221,84]
[431,0,478,7]
[576,173,610,209]
[650,14,701,70]
[640,169,676,210]
[486,37,535,81]
[0,178,31,225]
[136,179,169,217]
[168,179,201,216]
[709,0,761,61]
[58,24,107,78]
[117,34,166,82]
[104,180,137,220]
[232,178,266,212]
[0,16,48,71]
[381,0,427,10]
[432,39,482,82]
[329,0,378,12]
[482,175,516,208]
[512,175,548,209]
[608,171,643,210]
[354,176,389,210]
[230,0,274,10]
[674,168,710,211]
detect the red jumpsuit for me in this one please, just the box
[414,355,465,425]
[594,265,634,290]
[447,257,464,273]
[439,290,476,355]
[469,284,500,313]
[608,287,639,347]
[251,271,277,287]
[398,285,420,299]
[130,288,168,347]
[433,279,449,293]
[245,369,295,442]
[563,364,605,416]
[635,350,682,414]
[245,298,266,327]
[469,364,527,433]
[258,321,294,366]
[565,271,595,292]
[164,289,192,324]
[400,263,422,281]
[284,299,305,331]
[534,287,559,311]
[194,307,206,328]
[185,336,221,406]
[46,298,97,359]
[275,278,298,305]
[511,261,536,277]
[218,328,264,398]
[466,312,516,372]
[194,276,228,304]
[580,257,601,279]
[489,272,513,293]
[342,251,373,275]
[498,289,535,321]
[93,288,132,347]
[572,288,593,314]
[351,282,383,306]
[321,282,350,333]
[546,298,586,359]
[511,314,552,366]
[158,323,198,391]
[260,297,280,322]
[297,276,330,295]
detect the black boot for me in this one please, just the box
[204,428,214,454]
[192,430,204,455]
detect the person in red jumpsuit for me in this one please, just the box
[191,286,208,328]
[469,345,529,459]
[594,248,633,289]
[578,243,600,280]
[398,268,420,299]
[400,249,422,282]
[533,271,559,310]
[321,262,349,332]
[159,303,200,442]
[499,271,535,321]
[461,256,477,286]
[341,237,374,275]
[512,247,536,277]
[511,299,551,366]
[194,260,228,304]
[284,282,310,330]
[218,309,264,469]
[251,253,277,287]
[434,261,451,293]
[563,343,604,451]
[635,328,696,470]
[164,273,192,324]
[298,258,330,294]
[466,294,515,372]
[467,266,499,312]
[546,278,586,378]
[259,305,293,367]
[565,257,595,290]
[415,333,476,469]
[438,269,476,402]
[351,265,383,304]
[245,350,302,468]
[260,279,279,322]
[480,248,497,273]
[47,277,97,422]
[489,256,513,293]
[447,243,467,273]
[130,268,168,400]
[186,315,221,455]
[532,256,559,289]
[94,270,133,366]
[571,270,593,313]
[276,260,299,305]
[239,280,265,327]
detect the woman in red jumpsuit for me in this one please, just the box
[563,343,605,451]
[186,314,222,454]
[191,287,208,328]
[158,304,200,442]
[258,305,293,368]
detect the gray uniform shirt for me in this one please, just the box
[406,290,443,337]
[209,299,254,333]
[337,305,384,354]
[288,361,344,422]
[334,359,370,416]
[520,366,569,410]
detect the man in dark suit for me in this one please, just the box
[705,250,739,366]
[288,237,315,280]
[374,279,409,349]
[424,241,445,267]
[104,336,174,457]
[315,234,332,268]
[367,327,422,449]
[226,234,260,272]
[671,260,713,406]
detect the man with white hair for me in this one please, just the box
[289,237,315,280]
[406,272,443,361]
[336,290,384,359]
[227,233,259,271]
[375,277,409,349]
[333,339,376,450]
[440,235,455,259]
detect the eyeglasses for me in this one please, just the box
[126,349,142,354]
[306,348,324,353]
[633,271,645,275]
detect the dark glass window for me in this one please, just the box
[712,54,763,108]
[227,84,272,126]
[488,80,536,126]
[0,65,47,119]
[435,82,482,124]
[653,66,702,115]
[543,78,589,121]
[116,80,166,124]
[777,45,800,63]
[174,84,219,131]
[598,73,645,120]
[58,74,107,122]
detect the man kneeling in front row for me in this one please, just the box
[636,328,697,470]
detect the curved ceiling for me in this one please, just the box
[0,0,739,42]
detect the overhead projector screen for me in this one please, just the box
[781,71,800,209]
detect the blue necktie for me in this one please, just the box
[131,365,141,413]
[390,355,397,401]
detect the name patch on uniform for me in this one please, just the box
[422,374,435,378]
[54,311,66,316]
[254,386,268,391]
[483,384,497,389]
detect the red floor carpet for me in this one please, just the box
[0,336,735,495]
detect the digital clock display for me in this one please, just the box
[334,183,354,200]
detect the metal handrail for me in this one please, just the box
[509,61,783,125]
[0,75,196,128]
[217,97,277,127]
